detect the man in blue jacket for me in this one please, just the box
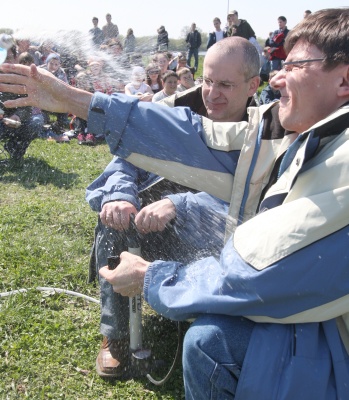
[1,9,348,398]
[85,37,265,378]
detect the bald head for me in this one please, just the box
[205,37,260,80]
[202,37,260,122]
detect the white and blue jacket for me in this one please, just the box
[85,93,349,399]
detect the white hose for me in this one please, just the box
[0,286,100,304]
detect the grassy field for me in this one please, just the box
[0,139,185,399]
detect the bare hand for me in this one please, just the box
[135,198,176,233]
[0,63,92,119]
[99,251,150,297]
[138,93,153,102]
[100,200,137,231]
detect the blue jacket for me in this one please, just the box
[86,92,349,399]
[85,156,228,250]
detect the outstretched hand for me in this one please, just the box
[0,63,92,119]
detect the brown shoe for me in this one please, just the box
[96,337,129,378]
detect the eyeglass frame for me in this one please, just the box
[202,75,256,92]
[148,70,160,75]
[281,58,325,72]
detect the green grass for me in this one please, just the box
[0,139,185,399]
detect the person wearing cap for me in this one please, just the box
[226,10,256,40]
[89,17,104,47]
[102,13,119,42]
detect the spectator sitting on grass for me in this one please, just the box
[177,67,195,92]
[259,70,281,105]
[151,70,178,102]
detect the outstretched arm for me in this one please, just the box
[0,63,92,119]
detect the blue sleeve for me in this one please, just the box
[166,192,228,250]
[85,157,144,212]
[87,92,236,176]
[144,224,349,322]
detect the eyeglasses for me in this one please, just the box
[281,58,324,72]
[148,70,159,74]
[203,77,252,92]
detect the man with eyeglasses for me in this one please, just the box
[85,36,278,378]
[2,9,349,397]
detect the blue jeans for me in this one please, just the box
[183,314,255,400]
[187,47,199,71]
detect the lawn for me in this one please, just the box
[0,139,185,399]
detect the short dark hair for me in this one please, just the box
[285,8,349,70]
[92,17,98,21]
[278,16,287,22]
[162,70,178,82]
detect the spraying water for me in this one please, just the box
[0,34,14,64]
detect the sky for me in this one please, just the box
[0,0,347,41]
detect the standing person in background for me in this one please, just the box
[102,13,119,42]
[89,17,104,48]
[226,10,256,40]
[123,28,136,61]
[207,17,227,49]
[186,23,202,72]
[269,16,289,70]
[265,31,273,47]
[156,26,169,52]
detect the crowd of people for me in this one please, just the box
[2,7,348,400]
[0,9,305,157]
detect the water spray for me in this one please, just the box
[0,34,14,65]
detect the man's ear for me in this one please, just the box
[248,76,260,96]
[338,64,349,98]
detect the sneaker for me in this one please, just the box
[85,133,96,145]
[77,133,85,145]
[96,337,129,378]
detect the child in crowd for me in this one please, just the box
[40,53,70,137]
[73,71,97,145]
[87,60,116,95]
[18,52,45,139]
[125,66,153,101]
[177,67,195,92]
[145,63,163,94]
[152,52,170,76]
[152,70,179,102]
[259,70,281,105]
[260,47,271,83]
